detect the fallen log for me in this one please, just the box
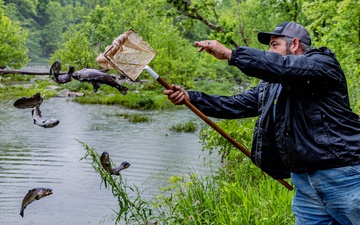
[0,69,70,75]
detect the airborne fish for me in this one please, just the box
[71,67,128,95]
[49,60,128,94]
[100,151,113,174]
[100,152,130,175]
[49,60,72,84]
[112,161,131,175]
[32,106,60,128]
[20,188,53,217]
[13,92,43,109]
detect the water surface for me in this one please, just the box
[0,96,218,225]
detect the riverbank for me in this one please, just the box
[0,72,240,110]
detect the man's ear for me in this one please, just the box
[292,38,303,55]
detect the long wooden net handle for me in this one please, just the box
[144,66,293,191]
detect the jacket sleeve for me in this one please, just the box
[228,47,344,93]
[188,86,259,119]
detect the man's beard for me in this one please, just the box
[285,46,293,55]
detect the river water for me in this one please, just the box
[0,96,218,225]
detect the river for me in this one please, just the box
[0,96,219,225]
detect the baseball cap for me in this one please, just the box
[258,22,311,46]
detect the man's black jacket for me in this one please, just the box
[188,47,360,179]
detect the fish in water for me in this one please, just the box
[50,60,72,84]
[20,188,53,217]
[100,152,130,175]
[13,92,43,109]
[71,67,128,95]
[32,106,60,128]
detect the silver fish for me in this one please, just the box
[32,106,60,128]
[20,188,53,217]
[100,151,130,175]
[14,92,43,109]
[71,68,128,95]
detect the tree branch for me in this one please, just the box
[171,0,239,48]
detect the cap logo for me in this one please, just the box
[274,27,283,31]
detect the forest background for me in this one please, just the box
[1,0,359,224]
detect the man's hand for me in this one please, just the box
[163,85,189,105]
[194,40,232,60]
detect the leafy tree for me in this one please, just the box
[50,27,99,69]
[40,1,88,58]
[3,0,42,62]
[0,7,29,68]
[303,0,360,107]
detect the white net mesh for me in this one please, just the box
[96,29,156,81]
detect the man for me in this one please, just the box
[164,22,360,224]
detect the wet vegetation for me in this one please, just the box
[114,113,153,123]
[169,120,198,133]
[81,141,294,225]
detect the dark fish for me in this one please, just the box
[50,60,72,84]
[112,161,131,175]
[100,151,113,174]
[32,106,60,128]
[57,66,73,84]
[50,60,61,83]
[71,68,128,95]
[100,151,130,175]
[14,92,43,109]
[20,188,53,217]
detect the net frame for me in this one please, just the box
[96,29,157,81]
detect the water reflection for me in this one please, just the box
[0,97,218,225]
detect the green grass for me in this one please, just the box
[114,112,153,123]
[169,120,198,133]
[80,140,295,225]
[0,77,59,100]
[0,74,237,110]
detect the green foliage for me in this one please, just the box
[199,118,255,156]
[354,100,360,116]
[50,30,99,69]
[114,113,153,123]
[0,8,29,68]
[81,139,294,225]
[160,169,294,225]
[0,77,58,100]
[169,120,198,132]
[303,0,360,107]
[71,88,171,110]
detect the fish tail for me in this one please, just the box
[117,85,128,95]
[92,83,101,93]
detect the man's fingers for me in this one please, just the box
[173,95,185,105]
[168,90,184,104]
[198,47,206,52]
[194,41,211,52]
